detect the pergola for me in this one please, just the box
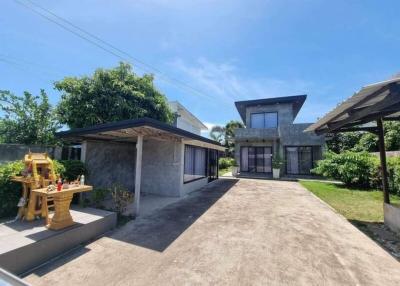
[305,77,400,204]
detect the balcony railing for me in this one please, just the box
[234,128,279,140]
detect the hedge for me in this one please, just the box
[312,151,400,195]
[219,157,236,169]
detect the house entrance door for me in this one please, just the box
[240,146,272,173]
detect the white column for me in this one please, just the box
[80,141,87,163]
[134,134,143,217]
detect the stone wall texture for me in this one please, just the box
[85,140,136,191]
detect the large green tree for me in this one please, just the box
[55,62,173,128]
[0,90,59,144]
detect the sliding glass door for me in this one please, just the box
[240,146,272,173]
[285,146,313,175]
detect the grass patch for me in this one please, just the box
[219,166,232,176]
[300,180,400,223]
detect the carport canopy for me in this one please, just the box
[57,117,225,216]
[305,77,400,204]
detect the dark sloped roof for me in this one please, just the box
[56,117,223,148]
[305,78,400,134]
[234,95,307,122]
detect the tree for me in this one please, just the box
[225,120,244,146]
[209,125,225,144]
[55,62,173,128]
[224,120,244,156]
[0,90,59,145]
[326,132,362,153]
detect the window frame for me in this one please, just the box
[249,112,278,129]
[183,145,207,184]
[284,145,320,175]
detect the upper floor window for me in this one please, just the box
[250,112,278,128]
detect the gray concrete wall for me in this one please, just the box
[182,177,209,195]
[384,203,400,234]
[85,140,136,191]
[141,139,182,197]
[84,139,214,198]
[0,144,61,164]
[280,123,325,146]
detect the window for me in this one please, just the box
[250,112,277,128]
[184,145,206,183]
[285,146,320,175]
[61,145,82,160]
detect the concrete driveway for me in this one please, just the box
[25,178,400,286]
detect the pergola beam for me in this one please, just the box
[326,87,400,132]
[322,83,393,126]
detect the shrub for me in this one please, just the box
[53,160,66,177]
[91,188,110,208]
[272,153,284,169]
[312,151,379,188]
[58,160,87,181]
[111,184,133,215]
[219,157,235,169]
[388,157,400,195]
[0,160,24,218]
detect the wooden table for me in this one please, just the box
[32,185,92,230]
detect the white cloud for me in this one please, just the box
[168,57,313,105]
[165,57,336,123]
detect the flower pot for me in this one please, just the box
[231,166,239,177]
[272,168,280,179]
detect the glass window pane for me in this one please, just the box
[250,113,264,128]
[264,147,272,173]
[240,147,248,172]
[286,147,299,174]
[248,147,256,172]
[299,147,312,174]
[184,145,206,182]
[256,147,264,172]
[265,113,277,128]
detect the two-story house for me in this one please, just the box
[234,95,325,176]
[168,101,208,135]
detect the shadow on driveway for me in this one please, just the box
[350,220,400,261]
[110,178,239,252]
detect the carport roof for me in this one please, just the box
[305,78,400,135]
[56,117,224,150]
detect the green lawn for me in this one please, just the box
[300,181,400,223]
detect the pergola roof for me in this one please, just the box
[235,95,307,122]
[305,78,400,135]
[56,117,225,151]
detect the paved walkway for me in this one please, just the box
[25,179,400,285]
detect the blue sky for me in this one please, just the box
[2,0,400,133]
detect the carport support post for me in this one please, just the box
[134,134,143,216]
[377,118,390,204]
